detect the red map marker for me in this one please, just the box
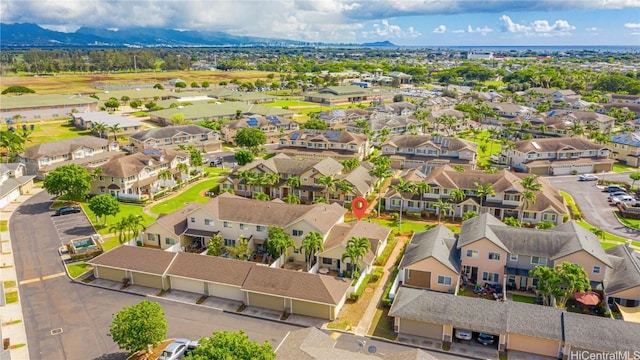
[351,196,367,220]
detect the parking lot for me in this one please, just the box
[50,209,96,243]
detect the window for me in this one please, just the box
[482,272,500,283]
[322,258,332,265]
[223,221,232,228]
[509,254,518,262]
[224,238,235,247]
[240,223,247,230]
[190,217,195,223]
[204,219,213,226]
[542,213,557,222]
[531,256,548,266]
[437,276,452,286]
[165,238,175,245]
[593,266,601,274]
[488,252,501,261]
[391,199,402,206]
[147,234,155,241]
[466,250,479,258]
[292,229,304,237]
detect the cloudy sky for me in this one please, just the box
[2,0,639,46]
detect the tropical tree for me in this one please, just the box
[43,164,92,201]
[283,194,300,204]
[474,182,495,208]
[630,172,640,189]
[125,214,145,242]
[253,192,270,201]
[108,123,122,141]
[92,121,107,138]
[235,149,254,166]
[317,175,340,203]
[503,216,522,227]
[340,158,360,172]
[265,226,295,259]
[341,236,371,279]
[530,262,591,309]
[183,330,275,360]
[110,218,130,244]
[234,128,267,151]
[590,227,605,240]
[518,175,542,223]
[187,146,204,167]
[108,300,168,354]
[300,232,324,271]
[536,221,555,230]
[448,189,466,222]
[207,234,224,256]
[528,266,555,307]
[433,198,453,224]
[314,197,329,204]
[391,178,416,228]
[175,162,189,185]
[369,161,393,217]
[0,130,25,162]
[88,194,120,225]
[227,235,251,260]
[158,169,173,188]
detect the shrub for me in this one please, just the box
[370,267,384,283]
[407,211,422,219]
[349,274,371,301]
[374,235,398,266]
[381,267,399,308]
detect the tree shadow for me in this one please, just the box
[92,352,129,360]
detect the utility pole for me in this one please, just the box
[133,55,137,73]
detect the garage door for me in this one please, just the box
[248,292,284,311]
[399,319,442,339]
[171,277,205,294]
[292,299,331,319]
[132,272,163,289]
[96,266,126,282]
[406,270,431,288]
[509,334,560,357]
[209,283,244,301]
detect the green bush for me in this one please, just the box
[370,267,384,283]
[349,274,371,301]
[374,235,398,266]
[381,267,399,308]
[407,211,421,219]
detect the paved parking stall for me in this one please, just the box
[50,210,95,243]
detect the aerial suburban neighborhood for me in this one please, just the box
[1,21,640,360]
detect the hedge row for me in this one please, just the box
[349,275,371,301]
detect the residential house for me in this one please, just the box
[0,163,35,209]
[71,112,144,136]
[502,137,614,175]
[277,130,371,161]
[89,148,190,201]
[491,103,535,119]
[0,94,98,121]
[398,225,460,293]
[346,113,420,141]
[384,165,568,225]
[380,134,478,170]
[303,85,372,105]
[317,108,372,129]
[128,124,221,153]
[220,115,299,144]
[369,102,417,115]
[562,111,615,133]
[605,243,640,308]
[18,136,121,179]
[220,153,376,204]
[608,94,640,105]
[427,109,468,134]
[609,132,640,167]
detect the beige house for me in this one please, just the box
[18,136,121,179]
[128,124,221,153]
[502,137,614,176]
[609,132,640,167]
[71,112,144,136]
[398,225,460,293]
[380,134,478,170]
[0,163,35,209]
[220,115,299,144]
[605,243,640,308]
[384,165,568,225]
[277,130,372,161]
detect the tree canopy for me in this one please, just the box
[88,194,120,225]
[108,300,168,354]
[43,164,92,201]
[1,86,35,95]
[234,128,267,149]
[529,262,591,308]
[184,330,274,360]
[235,149,254,166]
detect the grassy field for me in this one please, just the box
[5,291,18,304]
[512,294,536,304]
[66,262,92,279]
[149,178,220,215]
[613,163,637,173]
[80,202,155,235]
[26,121,92,146]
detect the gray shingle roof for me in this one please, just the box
[563,311,640,352]
[129,124,214,141]
[98,149,184,178]
[381,134,477,153]
[166,252,255,286]
[23,136,113,159]
[399,225,459,273]
[605,243,640,296]
[457,213,509,251]
[515,137,608,153]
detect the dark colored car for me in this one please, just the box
[54,206,81,216]
[477,333,496,345]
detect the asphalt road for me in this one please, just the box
[546,173,640,240]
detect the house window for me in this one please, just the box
[240,223,247,230]
[165,238,175,245]
[482,272,500,283]
[224,221,232,228]
[147,234,155,241]
[292,229,304,237]
[509,254,518,262]
[531,256,548,266]
[257,225,266,232]
[466,250,479,258]
[593,266,601,274]
[190,217,195,223]
[323,258,332,265]
[542,213,557,222]
[390,199,402,206]
[224,238,235,247]
[204,219,213,226]
[488,252,501,261]
[437,276,452,286]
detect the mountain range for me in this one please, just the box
[0,23,397,48]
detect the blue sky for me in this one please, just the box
[1,0,639,46]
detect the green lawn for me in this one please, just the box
[263,99,319,108]
[66,262,92,279]
[28,122,92,146]
[368,217,460,235]
[613,163,638,173]
[101,236,122,251]
[512,294,535,304]
[80,202,155,235]
[149,177,223,215]
[0,220,7,232]
[5,291,18,304]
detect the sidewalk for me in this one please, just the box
[0,189,44,360]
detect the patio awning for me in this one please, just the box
[183,229,218,238]
[574,291,600,306]
[617,303,640,323]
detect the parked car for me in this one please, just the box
[477,333,496,345]
[184,340,199,355]
[611,195,635,205]
[209,157,222,167]
[579,174,598,181]
[604,185,626,193]
[608,191,629,200]
[454,329,473,341]
[54,206,81,216]
[158,339,189,360]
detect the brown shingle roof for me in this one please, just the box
[155,203,200,235]
[515,137,608,153]
[23,135,113,159]
[166,252,255,286]
[98,149,184,178]
[88,245,176,275]
[242,266,351,305]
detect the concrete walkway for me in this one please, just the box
[0,188,45,360]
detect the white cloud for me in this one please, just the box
[467,25,494,36]
[532,19,575,32]
[624,23,640,29]
[499,15,531,33]
[452,29,466,34]
[361,19,421,38]
[585,27,598,32]
[433,25,446,33]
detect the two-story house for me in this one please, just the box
[501,137,614,175]
[71,112,144,136]
[220,115,299,144]
[89,148,190,201]
[317,108,372,129]
[0,163,35,209]
[18,136,121,179]
[380,134,478,170]
[562,111,615,133]
[384,165,568,225]
[128,124,221,153]
[604,242,640,308]
[346,113,421,141]
[608,132,640,167]
[277,130,371,161]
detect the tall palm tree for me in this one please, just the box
[517,175,542,223]
[474,182,495,209]
[125,214,145,242]
[301,232,324,271]
[286,176,301,198]
[341,236,371,279]
[317,175,339,203]
[283,194,300,204]
[175,162,189,185]
[448,189,466,222]
[338,180,355,203]
[369,163,393,217]
[391,178,416,229]
[518,190,537,224]
[108,123,122,141]
[92,122,107,138]
[433,198,453,224]
[109,218,130,244]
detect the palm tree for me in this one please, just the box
[369,163,393,217]
[206,234,224,256]
[91,167,104,180]
[568,122,585,137]
[158,169,172,187]
[283,194,301,204]
[253,192,270,201]
[317,175,339,203]
[266,226,295,259]
[301,232,324,271]
[448,189,466,222]
[314,197,329,204]
[337,180,355,203]
[125,214,144,242]
[341,236,371,279]
[285,176,301,198]
[590,227,605,240]
[109,218,130,244]
[474,182,495,209]
[227,235,251,260]
[518,175,542,223]
[390,178,416,229]
[519,190,536,225]
[433,198,453,224]
[108,123,122,141]
[175,162,189,185]
[92,121,107,138]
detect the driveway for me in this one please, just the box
[50,209,96,243]
[546,174,640,240]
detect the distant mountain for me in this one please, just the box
[0,22,390,48]
[361,40,397,47]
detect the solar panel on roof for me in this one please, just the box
[247,118,259,127]
[548,110,556,117]
[291,133,299,140]
[142,148,162,155]
[269,117,281,124]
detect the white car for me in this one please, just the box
[455,329,473,340]
[579,174,598,181]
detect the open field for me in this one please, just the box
[2,70,277,95]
